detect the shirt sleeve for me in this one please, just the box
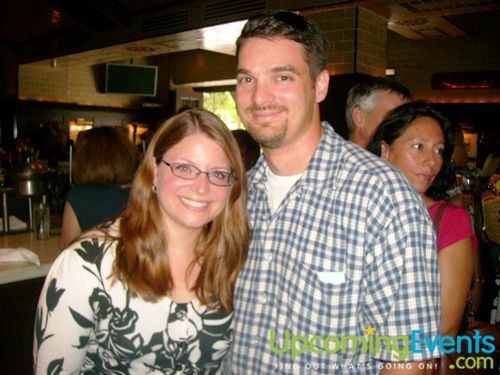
[33,247,95,374]
[438,205,478,251]
[364,196,441,362]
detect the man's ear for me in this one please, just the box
[352,106,364,128]
[380,141,391,160]
[315,70,330,103]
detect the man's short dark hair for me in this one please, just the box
[236,11,330,80]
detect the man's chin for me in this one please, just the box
[255,137,284,149]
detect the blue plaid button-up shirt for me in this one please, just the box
[225,123,440,374]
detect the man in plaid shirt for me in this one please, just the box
[225,10,440,374]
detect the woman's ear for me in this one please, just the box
[380,141,391,160]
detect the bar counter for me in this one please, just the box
[0,232,60,285]
[0,231,60,375]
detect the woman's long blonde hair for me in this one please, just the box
[112,109,249,311]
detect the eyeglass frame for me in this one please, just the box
[160,160,237,187]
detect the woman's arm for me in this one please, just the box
[33,249,94,373]
[438,237,474,337]
[59,201,82,250]
[469,250,483,313]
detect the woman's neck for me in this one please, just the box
[422,194,436,207]
[165,226,201,303]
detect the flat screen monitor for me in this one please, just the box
[104,63,158,96]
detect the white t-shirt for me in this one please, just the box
[266,167,302,214]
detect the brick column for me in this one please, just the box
[307,5,388,77]
[0,46,18,100]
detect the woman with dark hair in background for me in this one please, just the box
[34,109,249,373]
[368,100,477,337]
[59,126,141,250]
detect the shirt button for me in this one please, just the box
[251,335,259,346]
[260,293,267,304]
[263,253,272,262]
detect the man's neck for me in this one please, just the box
[349,130,368,148]
[263,119,323,176]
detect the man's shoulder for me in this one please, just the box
[318,131,426,213]
[321,130,409,184]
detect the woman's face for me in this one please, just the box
[381,116,445,195]
[154,133,231,236]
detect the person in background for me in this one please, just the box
[36,120,70,168]
[368,100,476,337]
[231,129,260,171]
[58,126,141,250]
[481,151,500,179]
[11,136,35,164]
[445,124,468,202]
[34,109,249,373]
[226,11,440,373]
[346,76,412,148]
[443,123,485,314]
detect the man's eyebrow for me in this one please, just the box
[236,66,301,76]
[271,66,300,75]
[236,68,251,75]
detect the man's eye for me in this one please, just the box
[237,76,252,85]
[277,75,292,82]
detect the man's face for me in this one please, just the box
[357,90,409,147]
[235,37,326,150]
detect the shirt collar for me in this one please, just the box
[247,122,343,191]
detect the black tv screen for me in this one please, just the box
[104,63,158,96]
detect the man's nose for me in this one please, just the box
[253,80,273,106]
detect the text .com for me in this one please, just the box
[268,327,496,370]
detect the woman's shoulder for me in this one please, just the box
[61,231,118,264]
[441,201,470,221]
[49,233,118,283]
[429,199,468,218]
[430,200,477,250]
[430,200,471,230]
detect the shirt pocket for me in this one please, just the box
[286,259,360,333]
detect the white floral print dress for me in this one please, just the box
[33,232,233,374]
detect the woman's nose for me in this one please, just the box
[423,150,439,167]
[191,172,210,193]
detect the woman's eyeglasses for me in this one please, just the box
[161,160,237,187]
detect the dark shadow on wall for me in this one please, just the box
[320,73,373,139]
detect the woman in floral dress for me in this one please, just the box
[34,109,249,374]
